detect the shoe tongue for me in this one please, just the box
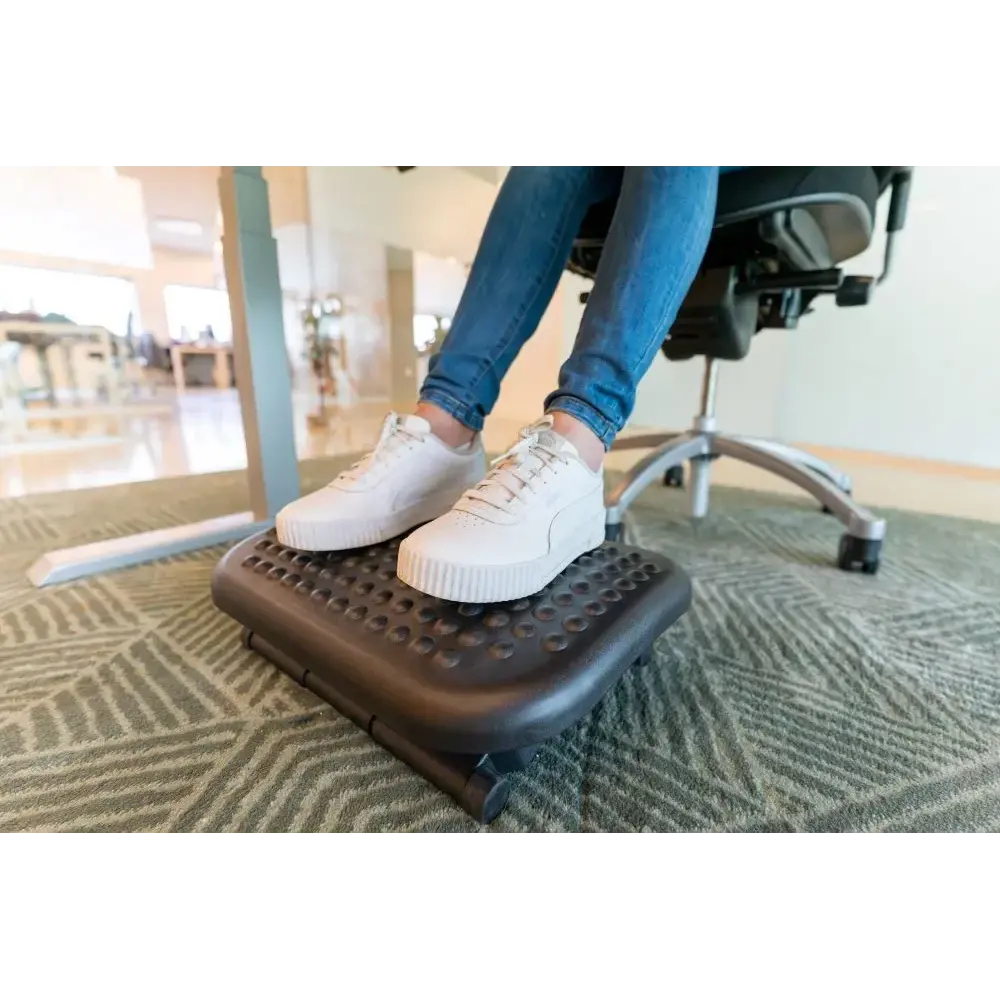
[533,425,581,462]
[399,414,430,437]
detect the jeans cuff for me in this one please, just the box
[545,396,617,448]
[418,387,484,433]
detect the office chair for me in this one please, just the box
[569,166,914,575]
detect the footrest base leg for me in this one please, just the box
[371,719,511,825]
[246,630,513,824]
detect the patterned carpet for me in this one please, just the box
[3,458,1000,832]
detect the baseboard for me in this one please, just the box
[618,427,1000,483]
[801,444,1000,483]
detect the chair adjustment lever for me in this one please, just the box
[736,268,843,295]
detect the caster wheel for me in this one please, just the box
[837,534,881,575]
[663,465,685,489]
[604,523,623,542]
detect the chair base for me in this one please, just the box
[608,427,886,573]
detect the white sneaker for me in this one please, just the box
[397,416,606,603]
[275,412,486,551]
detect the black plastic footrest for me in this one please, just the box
[212,529,691,822]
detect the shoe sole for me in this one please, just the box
[276,508,433,552]
[397,517,608,604]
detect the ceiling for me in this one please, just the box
[116,166,221,256]
[457,167,502,184]
[0,167,154,270]
[116,167,310,258]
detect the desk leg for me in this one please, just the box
[60,343,80,404]
[213,350,230,389]
[106,368,124,406]
[105,332,123,406]
[37,346,57,406]
[28,512,271,586]
[171,348,186,393]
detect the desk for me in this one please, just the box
[170,343,235,391]
[0,321,120,407]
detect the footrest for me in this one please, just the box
[211,529,691,822]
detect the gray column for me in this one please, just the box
[386,246,419,413]
[219,166,300,518]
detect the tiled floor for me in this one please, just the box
[3,387,999,525]
[0,389,526,498]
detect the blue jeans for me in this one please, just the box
[419,166,722,447]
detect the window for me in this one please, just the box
[413,314,451,353]
[413,314,438,352]
[0,264,138,336]
[163,284,233,344]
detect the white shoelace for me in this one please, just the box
[461,423,569,513]
[333,413,423,487]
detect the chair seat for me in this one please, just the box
[574,166,880,270]
[716,166,878,228]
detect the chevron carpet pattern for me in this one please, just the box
[3,458,1000,832]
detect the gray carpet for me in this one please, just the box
[2,459,1000,832]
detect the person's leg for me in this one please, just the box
[545,166,720,464]
[397,166,721,603]
[418,166,623,445]
[276,166,621,551]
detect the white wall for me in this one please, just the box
[0,168,152,270]
[306,167,497,264]
[305,168,502,405]
[413,251,467,317]
[459,167,503,184]
[308,227,392,401]
[492,286,568,425]
[273,223,312,297]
